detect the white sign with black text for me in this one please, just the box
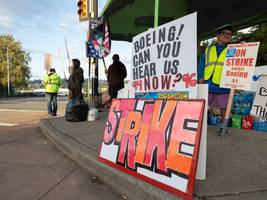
[131,13,197,98]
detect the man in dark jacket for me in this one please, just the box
[65,59,88,122]
[106,54,127,104]
[68,59,84,99]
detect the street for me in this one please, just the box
[0,97,121,200]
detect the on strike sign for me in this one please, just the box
[220,42,260,90]
[131,13,197,98]
[98,99,204,200]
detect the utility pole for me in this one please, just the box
[91,0,99,107]
[76,0,93,105]
[7,43,10,97]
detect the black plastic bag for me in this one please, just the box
[65,94,89,122]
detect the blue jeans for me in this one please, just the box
[46,93,57,115]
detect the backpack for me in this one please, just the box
[65,94,89,122]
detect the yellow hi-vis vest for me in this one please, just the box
[204,45,227,84]
[42,73,61,93]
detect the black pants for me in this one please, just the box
[108,86,120,105]
[46,93,57,115]
[108,86,119,99]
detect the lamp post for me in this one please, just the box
[6,43,10,97]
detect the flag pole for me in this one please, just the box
[58,48,66,80]
[64,38,72,75]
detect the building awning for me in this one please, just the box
[100,0,267,41]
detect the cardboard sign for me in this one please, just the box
[98,99,204,200]
[220,42,260,90]
[44,53,52,70]
[251,75,267,118]
[131,13,197,98]
[251,65,267,91]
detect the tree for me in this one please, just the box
[0,35,31,92]
[234,24,267,66]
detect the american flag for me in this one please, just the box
[103,21,110,57]
[87,17,111,58]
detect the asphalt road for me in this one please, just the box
[0,97,122,200]
[0,96,68,113]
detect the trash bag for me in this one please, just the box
[65,94,89,122]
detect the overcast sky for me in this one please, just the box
[0,0,132,80]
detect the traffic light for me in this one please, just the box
[77,0,89,21]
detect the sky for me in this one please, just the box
[0,0,132,80]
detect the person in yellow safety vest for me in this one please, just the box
[198,26,233,127]
[42,68,61,116]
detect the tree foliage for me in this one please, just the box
[0,35,31,89]
[233,24,267,66]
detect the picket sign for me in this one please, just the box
[220,42,260,136]
[131,12,197,98]
[44,53,52,73]
[250,66,267,118]
[118,83,208,181]
[98,98,205,200]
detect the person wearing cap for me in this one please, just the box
[198,26,234,123]
[42,68,61,116]
[105,54,127,107]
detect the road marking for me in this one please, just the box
[25,101,45,104]
[0,109,45,113]
[0,122,19,127]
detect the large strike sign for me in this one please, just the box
[98,99,204,200]
[220,42,260,90]
[131,13,197,98]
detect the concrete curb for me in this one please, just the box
[39,118,182,200]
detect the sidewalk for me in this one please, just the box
[39,111,267,200]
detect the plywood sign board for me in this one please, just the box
[98,99,205,200]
